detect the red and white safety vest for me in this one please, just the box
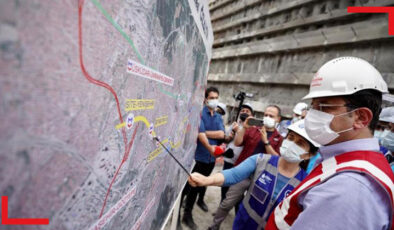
[266,151,394,230]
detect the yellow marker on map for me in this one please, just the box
[125,99,155,111]
[115,114,184,159]
[116,122,126,129]
[147,138,169,162]
[171,141,182,149]
[182,116,188,123]
[115,115,157,137]
[154,116,168,127]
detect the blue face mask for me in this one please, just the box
[382,131,394,151]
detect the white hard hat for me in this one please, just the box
[287,120,320,148]
[241,102,254,115]
[303,57,388,100]
[293,102,308,115]
[379,107,394,123]
[217,102,227,115]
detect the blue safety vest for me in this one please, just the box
[233,155,307,230]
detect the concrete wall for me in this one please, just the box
[208,0,394,119]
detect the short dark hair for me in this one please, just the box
[300,142,319,170]
[343,89,382,132]
[205,86,219,98]
[266,104,281,118]
[308,143,319,154]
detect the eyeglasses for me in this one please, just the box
[310,103,355,111]
[376,123,393,131]
[376,124,390,130]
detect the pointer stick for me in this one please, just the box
[153,136,191,177]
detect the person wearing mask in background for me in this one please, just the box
[190,120,319,230]
[216,102,227,116]
[216,102,237,144]
[221,103,254,201]
[182,86,225,229]
[375,107,394,158]
[234,105,283,160]
[266,57,394,230]
[206,105,283,230]
[278,102,308,137]
[377,106,394,163]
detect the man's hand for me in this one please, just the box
[231,122,239,133]
[234,117,253,146]
[208,145,216,155]
[188,173,210,187]
[260,126,268,143]
[206,144,227,157]
[243,117,253,129]
[213,144,226,157]
[188,172,225,187]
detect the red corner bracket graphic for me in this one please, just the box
[348,6,394,35]
[1,196,49,225]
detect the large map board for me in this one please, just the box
[0,0,213,229]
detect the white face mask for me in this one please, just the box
[304,109,354,146]
[382,131,394,151]
[291,116,301,124]
[374,130,386,145]
[263,116,276,128]
[380,129,390,139]
[374,130,383,139]
[280,139,307,163]
[206,99,219,109]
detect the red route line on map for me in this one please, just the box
[78,0,139,219]
[99,124,139,218]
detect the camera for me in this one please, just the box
[233,91,254,122]
[247,117,264,127]
[234,92,253,101]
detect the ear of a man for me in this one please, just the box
[353,107,373,129]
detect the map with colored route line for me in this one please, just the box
[0,0,213,229]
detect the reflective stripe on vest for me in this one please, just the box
[242,154,305,229]
[269,151,394,230]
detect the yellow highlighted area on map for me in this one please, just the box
[170,141,182,149]
[154,116,168,127]
[115,113,185,162]
[116,122,126,129]
[147,138,168,162]
[182,116,188,123]
[125,99,155,111]
[115,115,156,137]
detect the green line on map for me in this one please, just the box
[91,0,188,100]
[91,0,145,65]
